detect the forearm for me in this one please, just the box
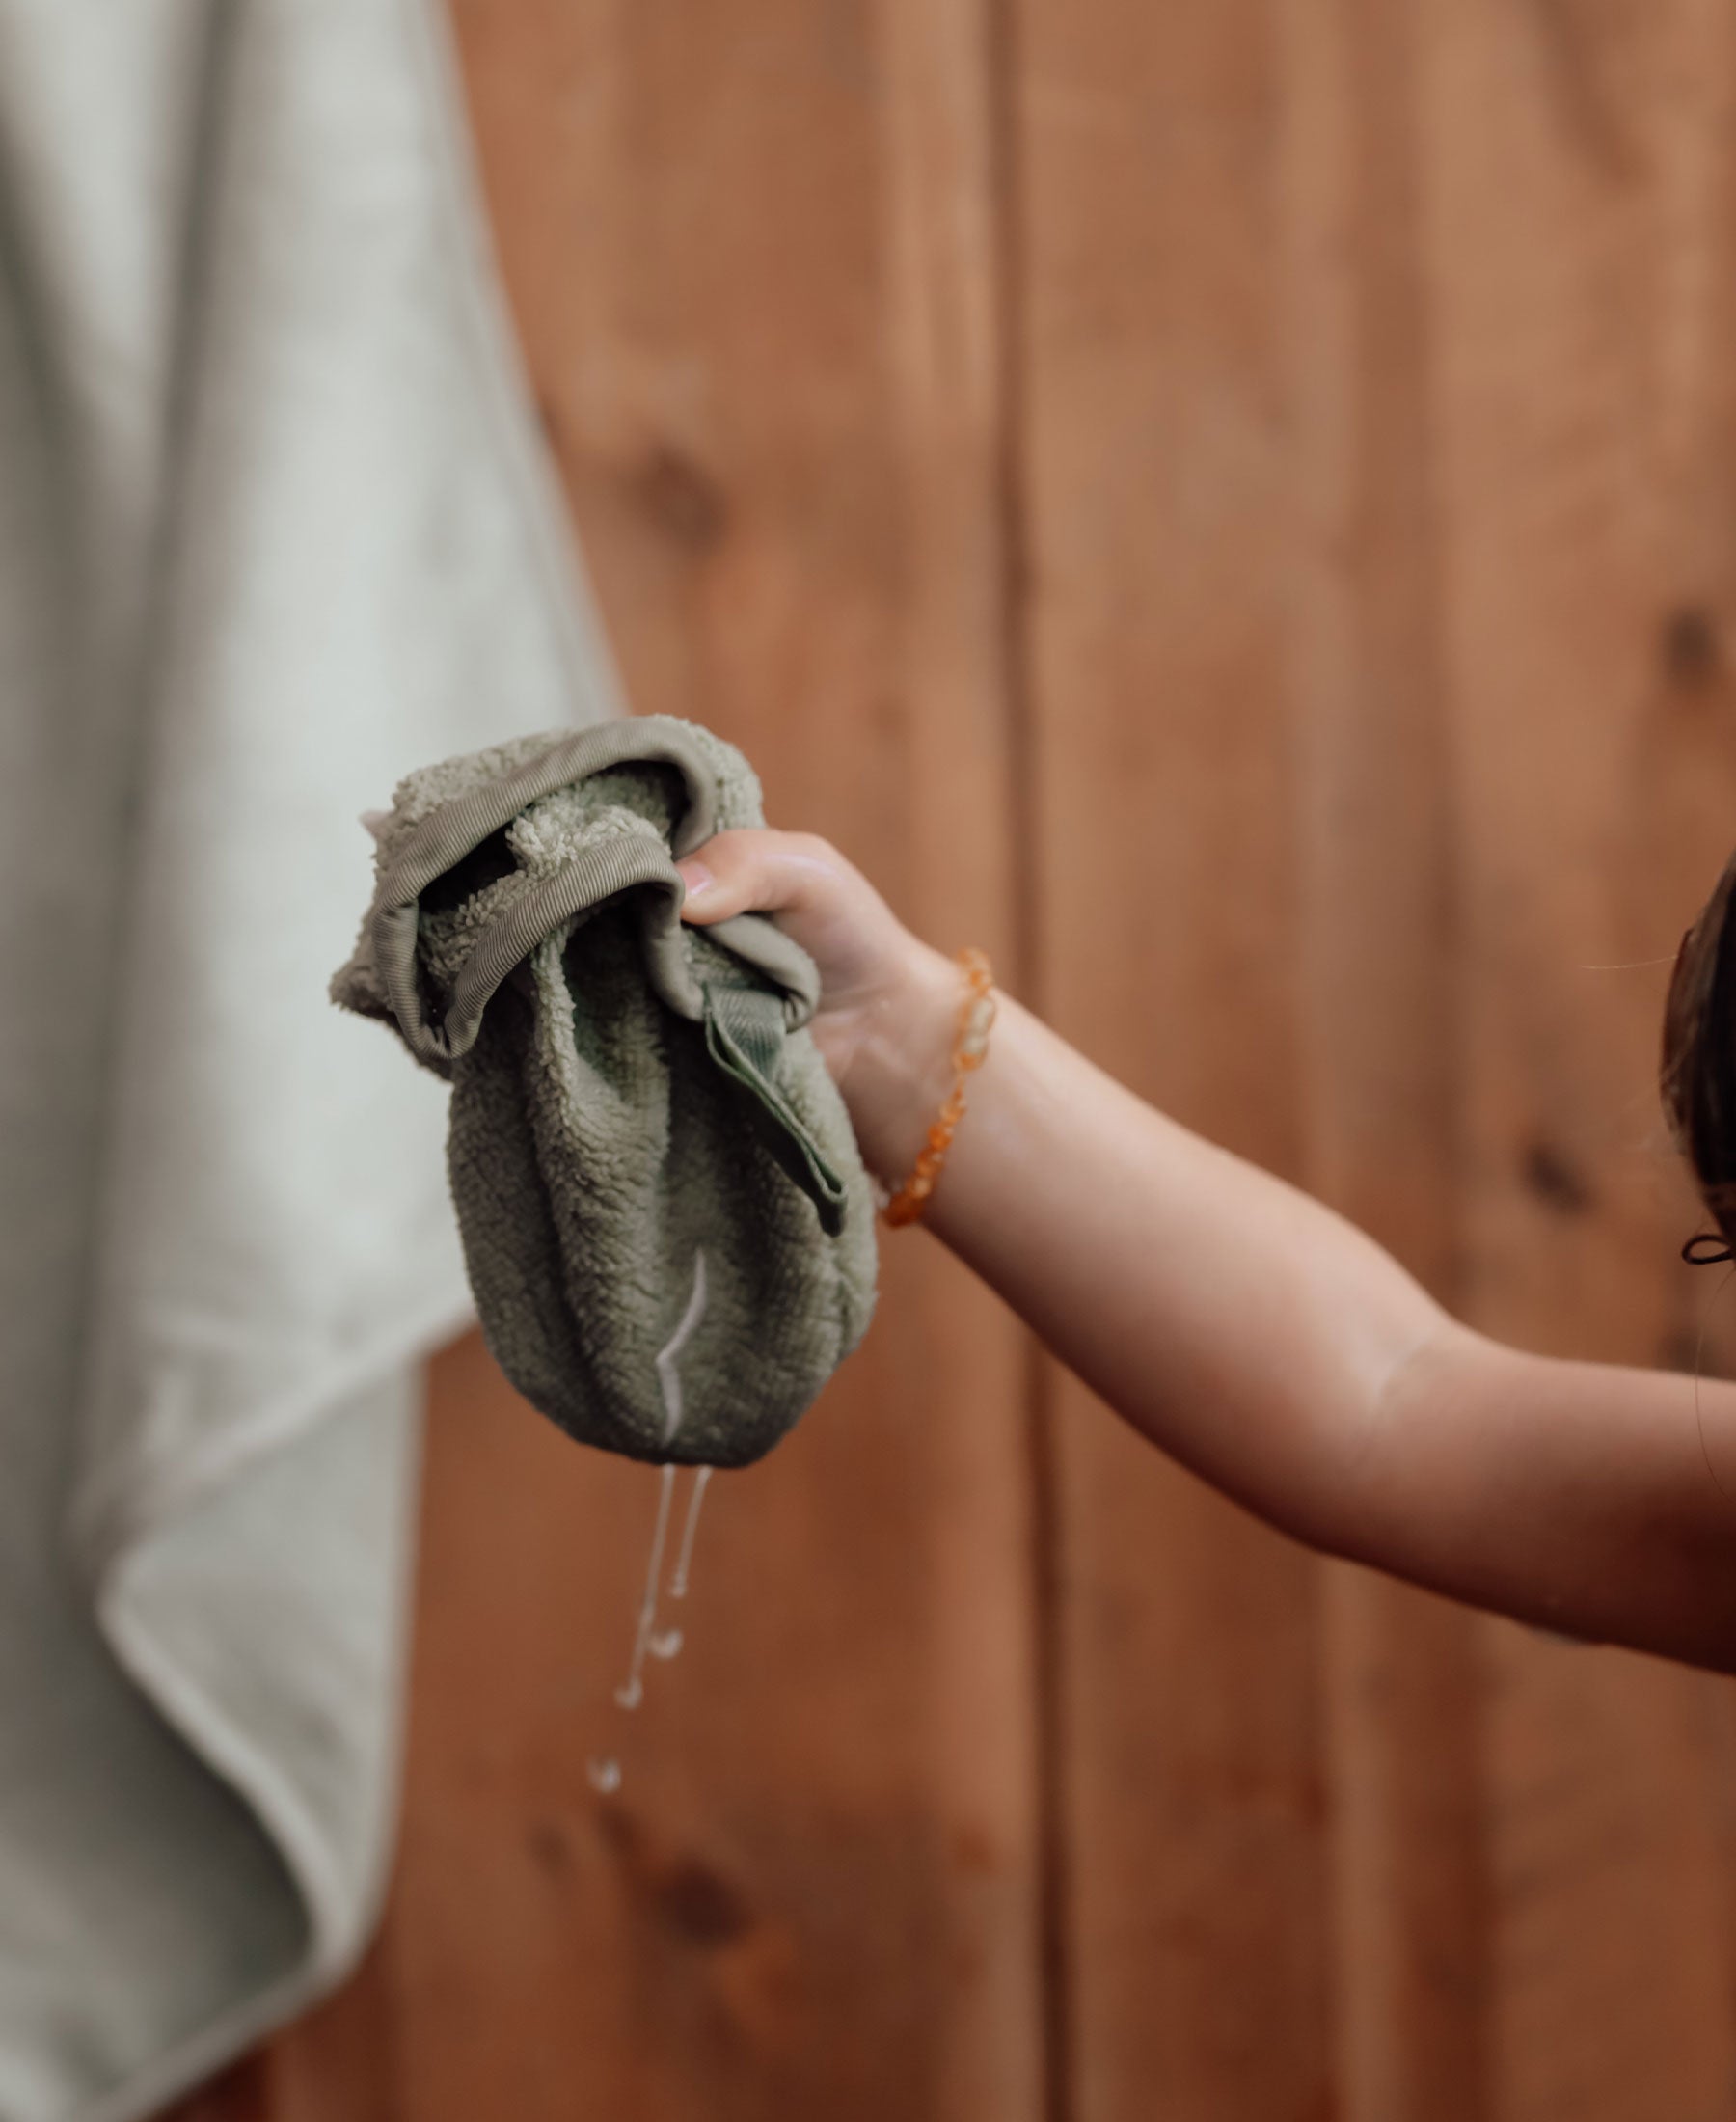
[679,830,1736,1671]
[840,948,1455,1555]
[840,950,1736,1672]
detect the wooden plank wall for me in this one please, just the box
[165,1,1736,2117]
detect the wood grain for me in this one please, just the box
[1278,0,1488,2112]
[1010,2,1338,2115]
[1415,1,1736,2115]
[157,2,1736,2117]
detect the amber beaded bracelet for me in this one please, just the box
[880,946,997,1228]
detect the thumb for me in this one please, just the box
[673,828,926,1004]
[674,829,846,929]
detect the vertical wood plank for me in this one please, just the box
[351,3,1036,2119]
[246,1941,401,2122]
[152,3,1736,2118]
[1010,5,1336,2117]
[1413,0,1736,2114]
[1275,0,1491,2113]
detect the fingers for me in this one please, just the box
[674,827,925,1003]
[674,829,853,929]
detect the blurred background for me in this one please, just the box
[154,0,1736,2117]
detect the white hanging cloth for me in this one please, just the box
[0,2,620,2114]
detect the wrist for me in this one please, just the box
[831,942,963,1190]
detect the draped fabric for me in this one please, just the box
[0,4,620,2113]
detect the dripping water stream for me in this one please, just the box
[587,1250,714,1794]
[585,1462,716,1793]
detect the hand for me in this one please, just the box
[674,830,959,1183]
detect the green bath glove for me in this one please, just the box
[331,716,880,1468]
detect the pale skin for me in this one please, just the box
[675,829,1736,1678]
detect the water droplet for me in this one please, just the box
[649,1628,684,1660]
[613,1676,643,1711]
[587,1756,622,1794]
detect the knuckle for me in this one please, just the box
[786,830,840,867]
[700,828,756,871]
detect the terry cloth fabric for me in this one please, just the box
[0,3,624,2118]
[332,717,881,1469]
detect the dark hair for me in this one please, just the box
[1663,850,1736,1264]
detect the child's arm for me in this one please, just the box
[678,830,1736,1676]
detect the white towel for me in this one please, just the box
[0,4,619,2116]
